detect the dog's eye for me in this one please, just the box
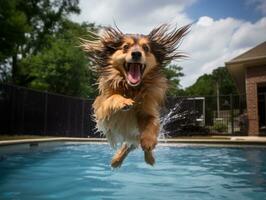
[142,44,150,52]
[122,44,130,51]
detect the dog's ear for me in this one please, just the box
[148,24,191,65]
[80,31,103,68]
[101,26,124,52]
[81,27,124,68]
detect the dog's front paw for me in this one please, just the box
[121,98,134,111]
[140,134,157,152]
[121,104,133,111]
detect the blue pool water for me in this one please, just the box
[0,143,266,200]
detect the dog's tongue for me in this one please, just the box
[127,64,141,84]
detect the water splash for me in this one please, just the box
[160,98,208,138]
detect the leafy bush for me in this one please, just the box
[213,122,227,133]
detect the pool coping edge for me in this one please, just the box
[1,137,266,146]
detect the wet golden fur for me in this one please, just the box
[81,24,190,167]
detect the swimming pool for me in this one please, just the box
[0,143,266,200]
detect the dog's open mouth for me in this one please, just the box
[124,62,146,86]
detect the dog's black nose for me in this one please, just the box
[131,51,142,61]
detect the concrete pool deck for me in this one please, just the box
[1,136,266,146]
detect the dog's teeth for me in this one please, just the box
[141,64,145,72]
[124,63,128,70]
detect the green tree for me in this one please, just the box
[212,67,237,95]
[186,74,214,96]
[0,0,80,84]
[185,67,237,96]
[19,20,98,98]
[163,64,184,96]
[0,0,30,81]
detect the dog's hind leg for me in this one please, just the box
[144,151,155,166]
[138,116,159,166]
[111,143,135,168]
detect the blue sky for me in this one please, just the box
[188,0,265,22]
[71,0,266,87]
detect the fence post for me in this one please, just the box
[21,89,25,135]
[239,94,243,115]
[10,86,15,134]
[230,94,234,135]
[43,91,48,136]
[216,82,220,118]
[81,99,85,137]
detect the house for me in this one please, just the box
[226,41,266,136]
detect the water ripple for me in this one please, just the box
[0,144,266,200]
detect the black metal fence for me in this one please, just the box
[0,83,248,137]
[0,84,98,137]
[162,94,247,136]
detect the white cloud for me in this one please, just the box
[71,1,266,88]
[179,17,266,88]
[71,0,194,34]
[230,17,266,49]
[197,16,214,26]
